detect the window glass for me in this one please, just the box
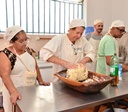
[0,0,83,34]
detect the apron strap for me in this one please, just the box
[13,47,30,71]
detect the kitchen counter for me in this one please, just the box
[36,59,53,68]
[16,73,128,112]
[36,59,53,82]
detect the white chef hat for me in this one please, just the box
[110,20,125,28]
[94,19,103,25]
[4,25,23,42]
[69,19,85,29]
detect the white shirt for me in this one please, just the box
[40,34,95,82]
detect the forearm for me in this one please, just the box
[35,63,44,83]
[47,55,69,67]
[31,53,44,83]
[1,73,17,94]
[47,56,86,69]
[79,57,92,65]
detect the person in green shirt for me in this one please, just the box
[96,20,128,75]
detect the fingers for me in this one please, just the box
[10,92,21,105]
[18,94,22,100]
[78,63,84,68]
[66,63,78,69]
[64,61,88,70]
[42,81,50,86]
[10,96,17,105]
[78,63,87,70]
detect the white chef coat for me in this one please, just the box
[40,34,95,82]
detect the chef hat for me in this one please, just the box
[4,26,23,42]
[69,19,85,29]
[94,19,103,25]
[110,20,125,28]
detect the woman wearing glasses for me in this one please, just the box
[96,20,128,75]
[0,26,50,112]
[40,19,96,82]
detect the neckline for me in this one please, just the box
[107,32,114,37]
[91,33,103,40]
[66,34,75,45]
[13,47,26,56]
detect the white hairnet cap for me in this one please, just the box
[110,20,125,28]
[69,19,85,29]
[94,19,103,25]
[4,26,23,42]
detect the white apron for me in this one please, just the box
[3,52,36,112]
[88,37,100,72]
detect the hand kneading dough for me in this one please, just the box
[66,65,88,81]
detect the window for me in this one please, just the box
[0,0,83,34]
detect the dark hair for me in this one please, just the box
[11,30,25,42]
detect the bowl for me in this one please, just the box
[54,70,114,93]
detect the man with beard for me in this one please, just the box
[85,19,104,72]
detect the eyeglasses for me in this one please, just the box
[15,39,29,46]
[116,27,126,34]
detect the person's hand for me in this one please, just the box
[77,63,87,70]
[10,90,21,105]
[64,62,87,70]
[64,62,78,69]
[39,81,50,86]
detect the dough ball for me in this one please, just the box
[66,65,88,81]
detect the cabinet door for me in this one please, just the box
[39,67,52,82]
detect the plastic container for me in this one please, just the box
[103,108,128,112]
[110,53,119,86]
[118,64,122,80]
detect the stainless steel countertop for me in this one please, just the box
[16,73,128,112]
[36,59,53,68]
